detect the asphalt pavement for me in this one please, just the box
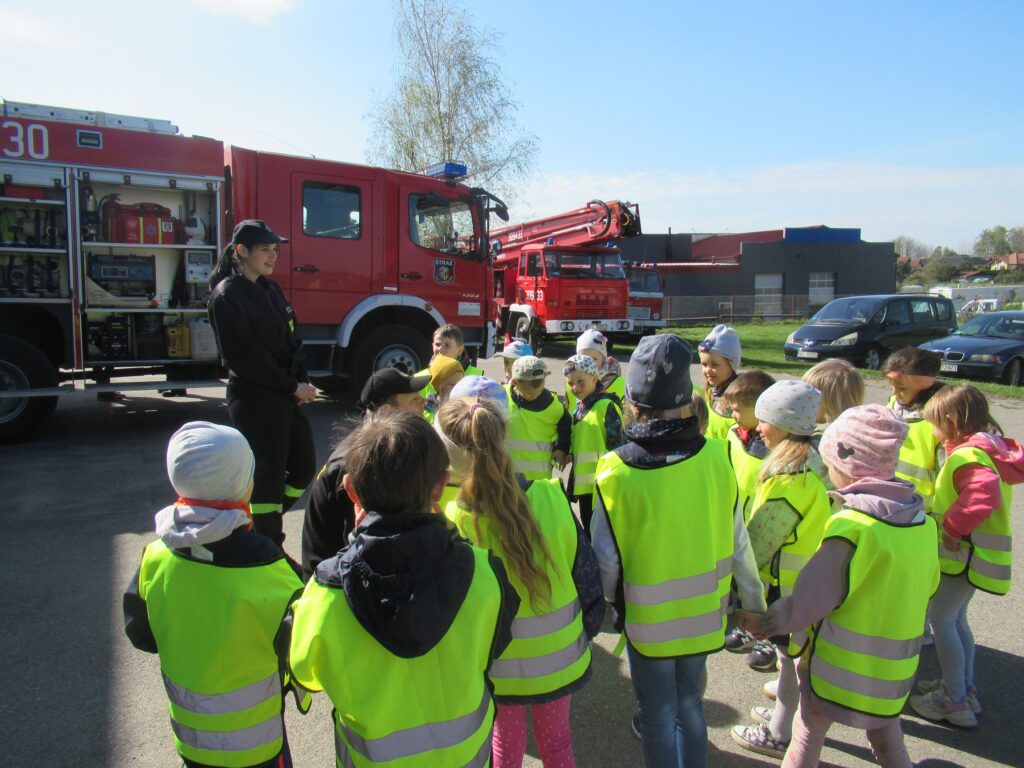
[2,343,1022,766]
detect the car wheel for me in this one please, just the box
[862,346,885,371]
[1002,358,1021,386]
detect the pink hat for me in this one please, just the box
[819,404,909,480]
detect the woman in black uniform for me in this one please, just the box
[209,219,317,545]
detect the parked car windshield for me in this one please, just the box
[811,297,884,323]
[955,314,1024,340]
[546,252,626,279]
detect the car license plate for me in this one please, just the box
[940,362,958,373]
[797,350,819,360]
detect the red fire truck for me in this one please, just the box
[489,200,641,352]
[627,264,666,335]
[0,101,507,439]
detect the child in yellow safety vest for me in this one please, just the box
[423,354,465,424]
[287,412,520,767]
[909,385,1024,728]
[507,356,571,479]
[720,371,776,656]
[436,397,604,768]
[565,328,624,412]
[416,323,485,408]
[494,337,533,384]
[564,353,623,532]
[696,324,742,439]
[732,380,830,760]
[739,404,940,768]
[123,422,306,768]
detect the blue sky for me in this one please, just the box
[4,0,1020,251]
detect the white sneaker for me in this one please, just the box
[916,679,981,714]
[909,689,978,728]
[763,678,779,701]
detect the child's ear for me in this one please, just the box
[342,474,367,524]
[430,469,452,515]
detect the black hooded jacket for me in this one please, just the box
[313,509,519,660]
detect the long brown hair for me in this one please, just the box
[438,397,554,609]
[923,385,1003,441]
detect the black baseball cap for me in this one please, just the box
[231,219,288,245]
[359,368,431,411]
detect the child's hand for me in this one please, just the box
[553,450,569,471]
[941,531,961,552]
[736,609,767,639]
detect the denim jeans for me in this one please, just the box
[627,645,708,768]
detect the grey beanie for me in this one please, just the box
[626,334,694,410]
[166,421,255,501]
[754,380,821,436]
[698,324,742,370]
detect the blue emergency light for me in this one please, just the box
[425,162,467,180]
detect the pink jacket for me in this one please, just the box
[942,433,1024,538]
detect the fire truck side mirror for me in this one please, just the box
[491,240,502,256]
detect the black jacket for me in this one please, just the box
[209,274,307,394]
[301,443,354,581]
[312,509,519,661]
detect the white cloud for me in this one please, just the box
[517,162,1024,248]
[188,0,295,25]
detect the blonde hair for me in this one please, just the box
[802,358,864,423]
[758,434,813,483]
[923,385,1002,441]
[438,398,554,609]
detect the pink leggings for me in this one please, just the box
[492,695,575,768]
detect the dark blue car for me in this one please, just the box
[919,311,1024,385]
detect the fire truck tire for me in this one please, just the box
[0,334,58,442]
[350,325,431,386]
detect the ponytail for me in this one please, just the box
[438,398,554,610]
[209,243,237,290]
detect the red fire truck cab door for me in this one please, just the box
[398,185,486,334]
[288,171,374,325]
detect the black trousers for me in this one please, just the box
[228,378,316,545]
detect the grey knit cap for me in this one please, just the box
[754,380,821,436]
[626,334,694,410]
[698,324,742,370]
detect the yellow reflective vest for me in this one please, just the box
[695,386,735,441]
[751,468,831,598]
[571,395,620,498]
[289,545,501,768]
[726,425,766,524]
[809,507,939,717]
[565,374,624,414]
[595,441,736,657]
[932,444,1013,595]
[886,396,942,510]
[137,541,302,768]
[507,392,565,481]
[446,478,590,697]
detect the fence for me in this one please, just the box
[663,294,817,325]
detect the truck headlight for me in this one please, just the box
[831,332,858,347]
[560,321,574,331]
[969,354,1001,363]
[652,312,660,320]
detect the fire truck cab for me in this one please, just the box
[627,264,666,335]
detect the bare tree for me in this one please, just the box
[367,0,538,202]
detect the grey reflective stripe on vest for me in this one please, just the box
[171,714,283,752]
[941,542,970,564]
[511,600,581,640]
[970,557,1012,581]
[895,460,931,482]
[779,552,811,572]
[163,672,280,716]
[625,597,727,644]
[337,688,490,763]
[513,459,554,473]
[509,439,554,452]
[972,531,1012,552]
[811,654,914,701]
[575,451,600,463]
[818,620,921,661]
[337,726,491,768]
[624,557,732,606]
[489,633,587,679]
[575,473,595,486]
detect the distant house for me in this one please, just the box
[991,253,1024,270]
[618,226,895,320]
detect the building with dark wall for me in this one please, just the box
[620,226,895,320]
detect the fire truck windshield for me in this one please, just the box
[409,194,477,257]
[545,252,626,280]
[630,269,661,293]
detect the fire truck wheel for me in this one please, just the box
[0,334,59,442]
[350,325,431,386]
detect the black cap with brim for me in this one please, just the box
[231,219,289,245]
[359,368,431,411]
